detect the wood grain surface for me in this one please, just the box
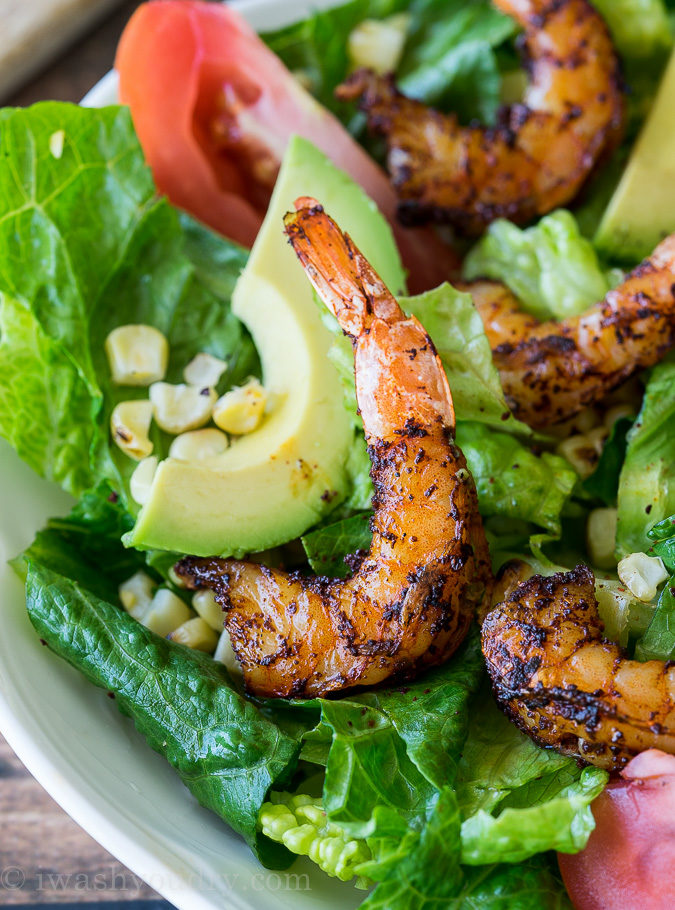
[0,734,170,905]
[1,7,174,906]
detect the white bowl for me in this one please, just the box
[0,1,362,908]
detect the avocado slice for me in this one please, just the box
[595,50,675,262]
[127,136,406,557]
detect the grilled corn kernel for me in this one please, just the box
[143,588,193,637]
[595,580,632,645]
[183,352,228,388]
[169,428,229,462]
[348,14,410,75]
[586,508,618,569]
[604,404,635,430]
[617,552,669,603]
[214,628,242,676]
[555,434,598,479]
[105,325,168,386]
[119,571,156,622]
[129,456,158,506]
[149,382,217,434]
[169,616,219,652]
[213,379,266,435]
[110,400,154,460]
[192,589,224,631]
[586,425,609,457]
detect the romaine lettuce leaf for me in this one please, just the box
[592,0,672,62]
[0,102,255,505]
[25,560,300,868]
[617,354,675,554]
[263,0,516,128]
[456,423,577,537]
[463,210,618,321]
[635,514,675,660]
[582,416,633,506]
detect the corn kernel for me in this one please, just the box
[586,508,617,569]
[213,379,266,435]
[105,325,168,386]
[595,580,632,645]
[555,434,598,479]
[149,382,217,434]
[604,404,635,430]
[617,552,668,602]
[143,588,193,637]
[119,571,156,622]
[110,400,154,460]
[586,425,609,457]
[130,456,158,506]
[348,14,410,75]
[192,589,224,631]
[169,616,219,652]
[183,352,228,389]
[169,428,229,462]
[214,628,241,676]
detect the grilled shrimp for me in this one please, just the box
[482,563,675,770]
[337,0,625,235]
[176,199,492,698]
[461,234,675,428]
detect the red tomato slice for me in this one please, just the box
[558,749,675,910]
[115,0,455,291]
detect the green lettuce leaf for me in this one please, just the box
[315,629,485,833]
[397,0,516,123]
[463,210,617,321]
[456,423,577,537]
[0,102,255,505]
[592,0,672,62]
[404,285,528,432]
[25,561,299,867]
[582,416,633,506]
[634,514,675,660]
[635,580,675,660]
[302,512,371,577]
[460,768,606,865]
[263,0,516,128]
[617,355,675,554]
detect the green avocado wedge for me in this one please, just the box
[127,136,406,557]
[595,50,675,262]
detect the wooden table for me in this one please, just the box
[3,5,173,905]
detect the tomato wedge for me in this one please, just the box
[115,0,455,291]
[558,749,675,910]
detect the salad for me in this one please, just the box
[1,0,674,908]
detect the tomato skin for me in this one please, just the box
[558,750,675,910]
[115,0,455,291]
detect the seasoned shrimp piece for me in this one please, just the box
[482,564,675,770]
[176,199,492,698]
[462,235,675,428]
[337,0,625,235]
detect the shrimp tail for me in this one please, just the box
[176,200,492,698]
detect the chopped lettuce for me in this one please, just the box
[463,210,618,321]
[582,416,634,506]
[635,514,675,660]
[592,0,672,62]
[0,102,255,505]
[404,285,528,432]
[25,558,300,868]
[263,0,516,128]
[617,355,675,554]
[456,423,577,537]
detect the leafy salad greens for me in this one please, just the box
[2,0,675,908]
